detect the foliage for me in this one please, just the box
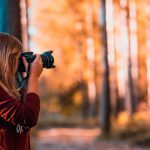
[28,0,150,140]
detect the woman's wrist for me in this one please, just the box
[29,74,39,80]
[27,75,39,94]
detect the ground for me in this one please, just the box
[31,128,149,150]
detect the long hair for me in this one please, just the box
[0,32,22,100]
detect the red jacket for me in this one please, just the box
[0,86,40,150]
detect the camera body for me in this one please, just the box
[18,50,55,73]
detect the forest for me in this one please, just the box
[1,0,150,149]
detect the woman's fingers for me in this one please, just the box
[30,55,43,78]
[22,56,28,72]
[21,54,43,79]
[22,56,28,78]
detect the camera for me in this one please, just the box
[18,50,55,73]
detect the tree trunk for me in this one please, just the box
[20,0,29,50]
[86,0,97,117]
[136,0,147,104]
[126,0,136,114]
[114,0,126,113]
[100,0,111,135]
[0,0,22,41]
[145,0,150,106]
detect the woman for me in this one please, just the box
[0,32,43,150]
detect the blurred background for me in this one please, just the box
[1,0,150,150]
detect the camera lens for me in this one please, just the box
[41,50,55,68]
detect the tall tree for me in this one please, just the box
[105,0,120,118]
[0,0,7,32]
[136,0,147,104]
[20,0,29,50]
[0,0,22,41]
[117,0,135,115]
[113,0,126,114]
[145,0,150,106]
[126,0,137,114]
[86,0,97,117]
[100,0,111,134]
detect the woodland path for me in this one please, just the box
[31,128,149,150]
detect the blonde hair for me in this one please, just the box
[0,32,22,100]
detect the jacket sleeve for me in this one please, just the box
[0,87,40,128]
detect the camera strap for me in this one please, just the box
[17,72,25,91]
[17,63,31,91]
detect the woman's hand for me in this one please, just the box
[25,54,43,94]
[22,54,43,79]
[29,54,43,79]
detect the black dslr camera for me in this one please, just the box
[18,50,55,76]
[17,50,55,90]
